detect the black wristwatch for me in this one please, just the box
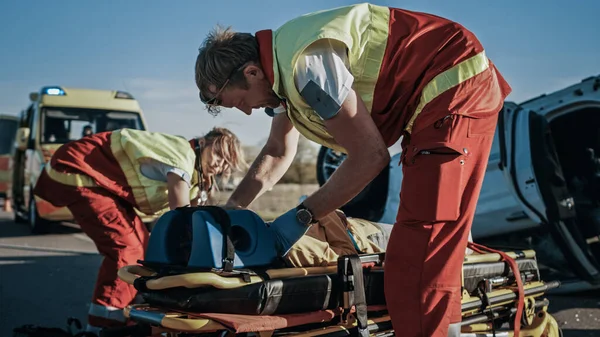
[296,203,317,226]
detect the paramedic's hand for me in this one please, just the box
[269,208,312,257]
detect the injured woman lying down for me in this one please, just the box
[283,210,391,268]
[282,209,473,268]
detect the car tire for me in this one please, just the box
[28,193,50,234]
[315,146,389,221]
[316,146,371,205]
[316,146,344,186]
[14,210,27,224]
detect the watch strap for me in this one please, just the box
[296,203,317,224]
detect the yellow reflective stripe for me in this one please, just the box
[45,162,97,187]
[109,131,152,213]
[404,51,490,133]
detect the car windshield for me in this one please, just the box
[41,107,144,144]
[0,118,18,154]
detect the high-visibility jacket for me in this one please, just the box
[42,129,199,215]
[255,3,511,152]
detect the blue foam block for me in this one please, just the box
[144,210,191,266]
[144,208,280,269]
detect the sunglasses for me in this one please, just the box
[199,62,250,113]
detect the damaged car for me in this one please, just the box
[316,74,600,291]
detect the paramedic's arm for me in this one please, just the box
[305,91,389,219]
[296,40,390,220]
[167,172,191,209]
[226,113,300,209]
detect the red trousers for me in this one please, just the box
[63,184,149,329]
[383,112,497,337]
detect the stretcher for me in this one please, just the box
[102,207,563,337]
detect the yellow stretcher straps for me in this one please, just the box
[118,264,384,290]
[463,249,536,264]
[119,265,264,290]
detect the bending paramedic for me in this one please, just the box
[193,3,511,336]
[33,127,246,333]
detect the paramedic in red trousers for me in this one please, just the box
[194,3,512,336]
[33,127,246,334]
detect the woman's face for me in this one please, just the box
[201,146,226,176]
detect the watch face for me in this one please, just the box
[297,209,312,225]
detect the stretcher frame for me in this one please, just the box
[117,250,536,292]
[105,246,562,337]
[115,299,560,337]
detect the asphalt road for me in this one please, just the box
[0,209,599,337]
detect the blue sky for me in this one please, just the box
[1,0,598,147]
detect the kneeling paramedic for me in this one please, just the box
[33,127,246,333]
[194,3,512,336]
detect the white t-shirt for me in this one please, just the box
[269,39,354,120]
[139,159,192,187]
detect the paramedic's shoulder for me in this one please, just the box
[293,38,355,121]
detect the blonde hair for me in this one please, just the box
[198,127,248,174]
[191,127,247,205]
[195,25,259,114]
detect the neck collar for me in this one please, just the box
[256,29,276,88]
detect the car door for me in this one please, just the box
[498,102,600,283]
[471,120,543,239]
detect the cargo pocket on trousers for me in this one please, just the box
[401,146,466,222]
[467,114,499,138]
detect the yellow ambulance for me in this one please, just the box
[11,86,151,233]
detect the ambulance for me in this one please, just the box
[11,86,150,233]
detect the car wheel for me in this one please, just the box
[315,146,389,221]
[316,146,346,185]
[28,194,49,234]
[316,147,371,203]
[14,205,27,223]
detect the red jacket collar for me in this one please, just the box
[255,29,275,86]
